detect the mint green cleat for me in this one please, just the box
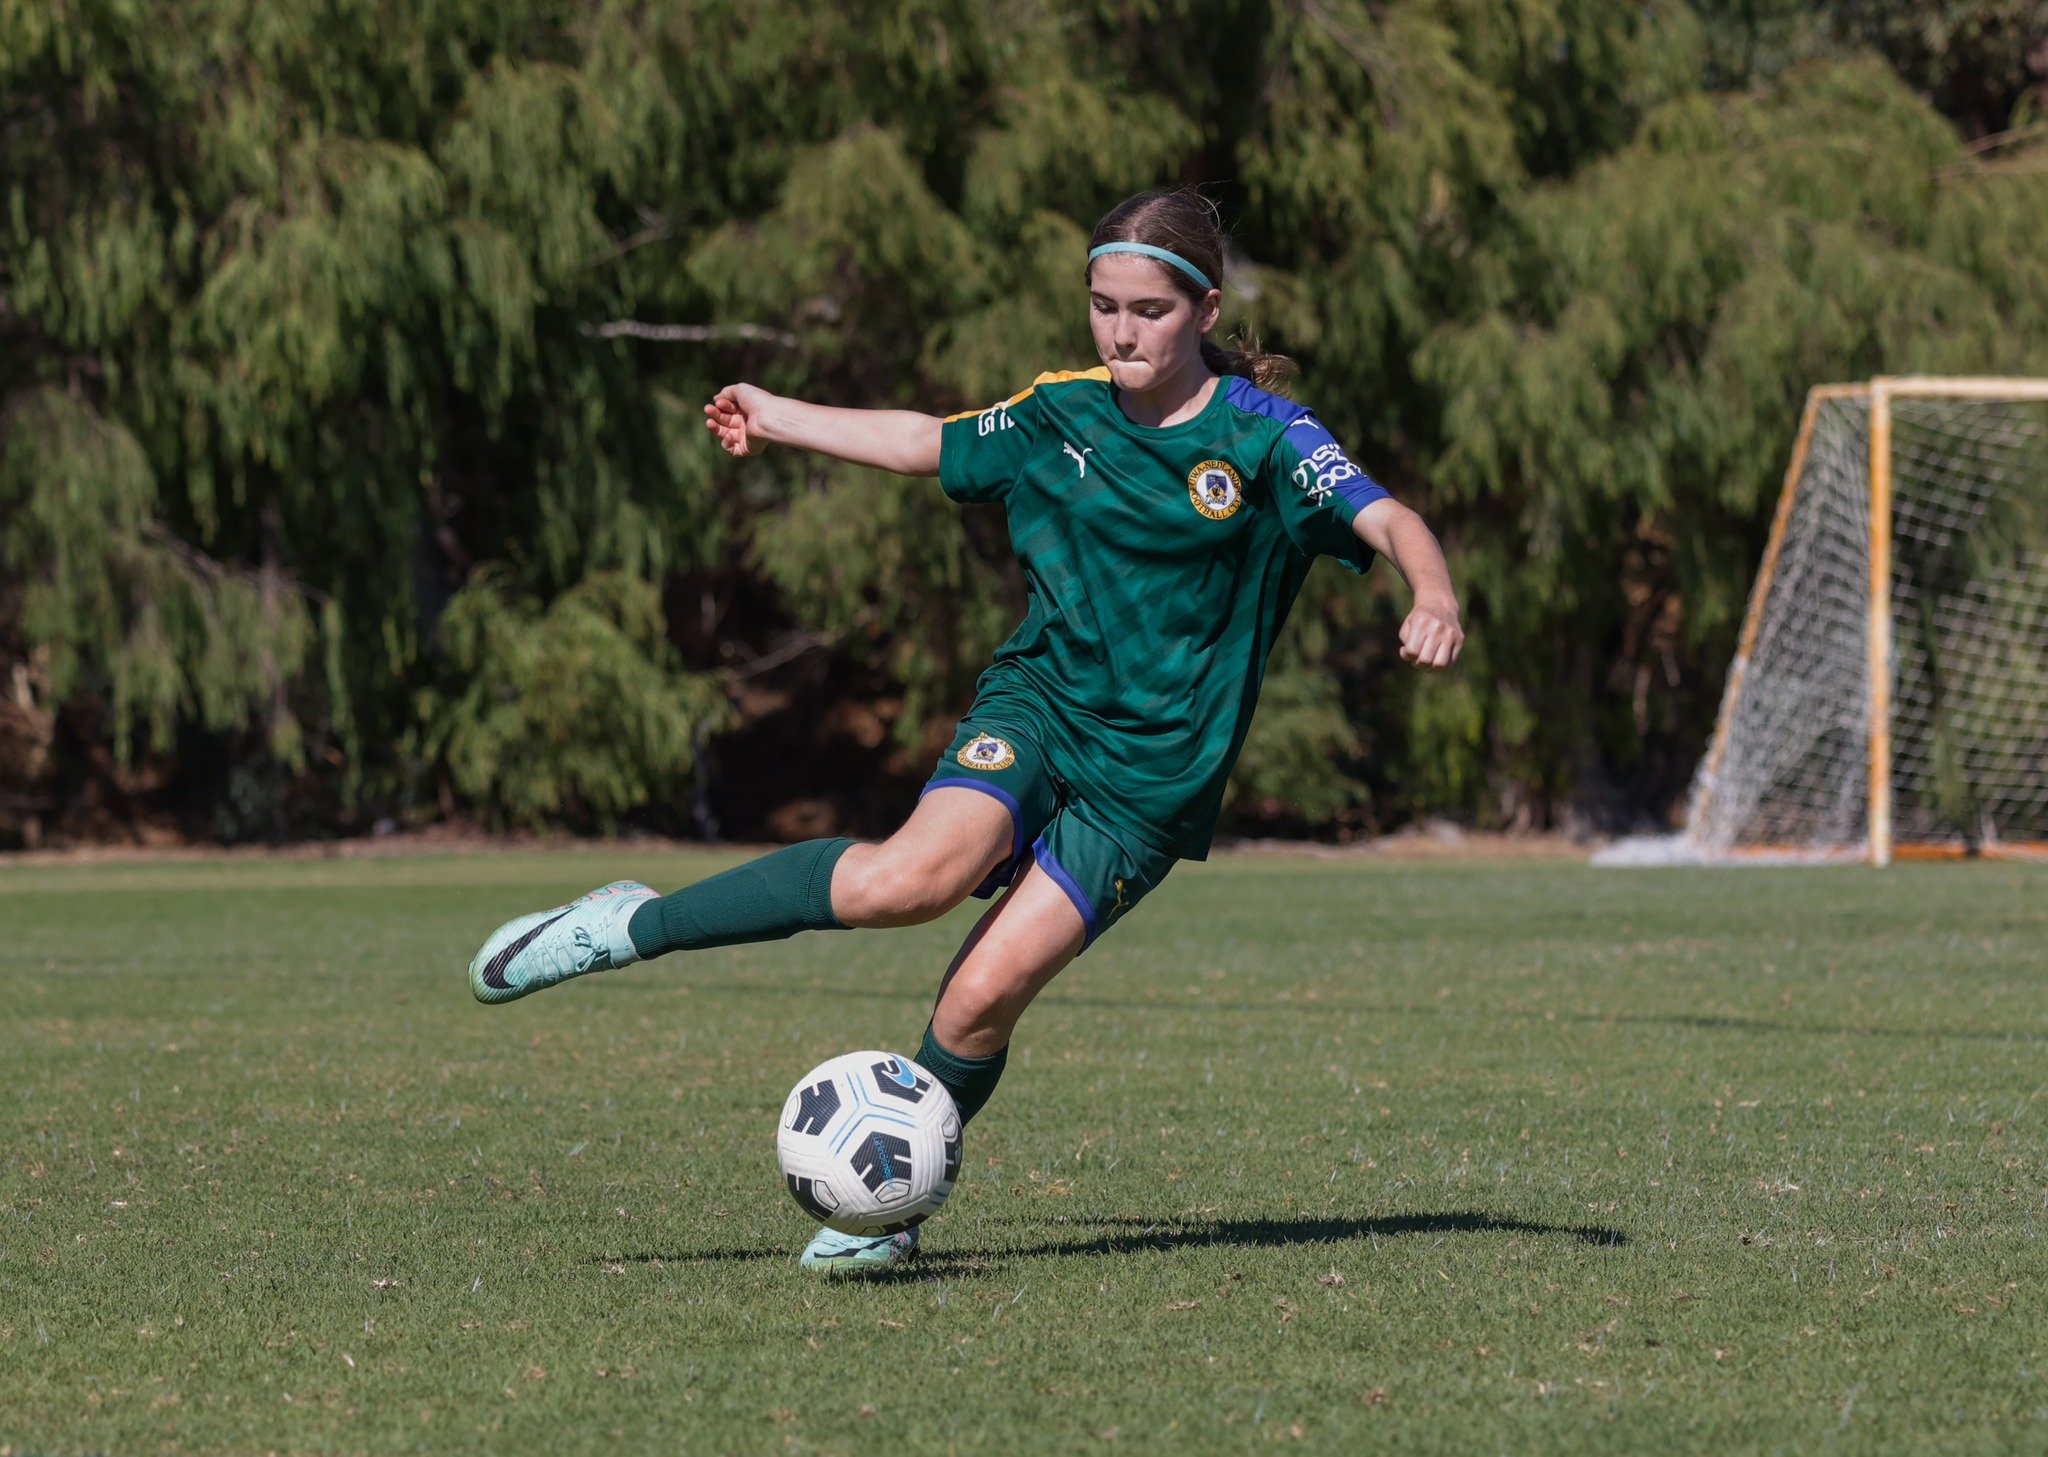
[798,1225,920,1277]
[468,880,657,1004]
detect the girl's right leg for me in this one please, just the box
[468,787,1014,1003]
[827,788,1017,928]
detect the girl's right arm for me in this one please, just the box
[704,383,942,476]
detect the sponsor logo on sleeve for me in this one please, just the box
[1291,439,1365,506]
[1186,460,1244,520]
[977,401,1014,436]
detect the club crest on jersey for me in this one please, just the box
[1187,460,1244,520]
[956,734,1016,771]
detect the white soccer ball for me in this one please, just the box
[775,1050,963,1236]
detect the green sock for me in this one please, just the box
[915,1022,1008,1126]
[626,837,854,959]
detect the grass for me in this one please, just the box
[2,849,2046,1455]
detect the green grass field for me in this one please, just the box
[3,850,2045,1454]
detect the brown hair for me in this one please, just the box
[1086,189,1296,393]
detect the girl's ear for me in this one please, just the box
[1199,289,1223,334]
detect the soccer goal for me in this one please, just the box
[1682,377,2048,865]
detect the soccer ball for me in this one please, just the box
[776,1050,962,1236]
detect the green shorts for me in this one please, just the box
[921,722,1178,947]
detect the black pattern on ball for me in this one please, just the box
[788,1078,840,1136]
[869,1056,931,1104]
[850,1132,913,1193]
[785,1173,835,1221]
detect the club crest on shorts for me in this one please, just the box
[956,734,1016,771]
[1187,460,1244,520]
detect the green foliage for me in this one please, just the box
[1222,664,1368,827]
[1696,0,2048,133]
[1410,56,2048,822]
[748,466,1015,736]
[2,0,728,835]
[0,390,312,762]
[422,568,731,829]
[4,0,2047,842]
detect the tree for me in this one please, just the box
[4,0,2046,847]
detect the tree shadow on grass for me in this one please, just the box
[595,1208,1627,1278]
[649,979,2043,1044]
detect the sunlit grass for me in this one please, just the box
[3,850,2045,1453]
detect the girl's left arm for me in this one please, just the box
[1353,498,1465,670]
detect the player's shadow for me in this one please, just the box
[600,1209,1626,1277]
[959,1211,1628,1264]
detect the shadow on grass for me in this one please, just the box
[653,979,2043,1044]
[597,1209,1627,1275]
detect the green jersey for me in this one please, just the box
[938,367,1390,857]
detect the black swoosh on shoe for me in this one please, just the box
[482,909,573,991]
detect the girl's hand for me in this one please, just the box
[704,384,774,457]
[1399,599,1464,670]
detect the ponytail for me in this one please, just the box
[1200,334,1296,394]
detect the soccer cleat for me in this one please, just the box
[468,880,657,1005]
[798,1225,920,1277]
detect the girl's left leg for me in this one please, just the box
[798,857,1083,1276]
[914,803,1177,1125]
[933,856,1085,1039]
[913,854,1086,1128]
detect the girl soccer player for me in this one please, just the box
[467,190,1464,1275]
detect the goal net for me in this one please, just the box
[1683,378,2048,864]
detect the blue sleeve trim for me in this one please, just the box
[1221,374,1299,424]
[921,777,1026,860]
[1031,833,1098,946]
[1334,477,1391,515]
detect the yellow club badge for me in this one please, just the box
[1187,460,1244,520]
[957,734,1016,771]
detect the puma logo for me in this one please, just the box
[1062,442,1094,477]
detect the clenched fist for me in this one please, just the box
[1399,599,1464,670]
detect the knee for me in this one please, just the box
[933,965,1026,1048]
[835,846,972,927]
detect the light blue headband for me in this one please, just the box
[1087,241,1215,291]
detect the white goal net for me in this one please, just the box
[1681,378,2048,863]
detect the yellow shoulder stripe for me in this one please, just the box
[942,367,1111,422]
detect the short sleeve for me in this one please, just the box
[1265,410,1391,573]
[939,383,1045,504]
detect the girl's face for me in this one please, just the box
[1087,253,1222,393]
